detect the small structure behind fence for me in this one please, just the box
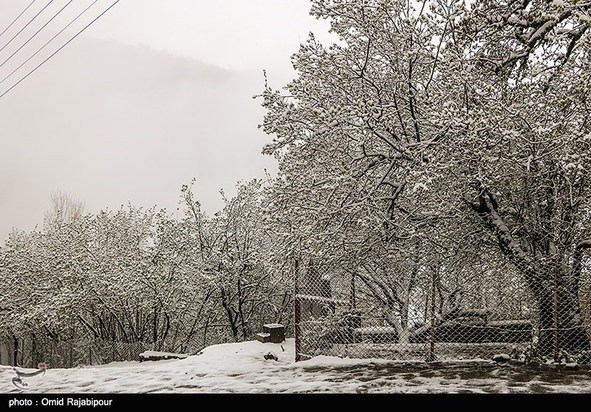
[294,257,591,363]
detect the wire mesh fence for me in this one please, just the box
[0,325,238,369]
[0,337,151,368]
[3,256,590,368]
[294,256,591,363]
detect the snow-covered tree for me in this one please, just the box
[438,0,591,355]
[44,191,85,231]
[259,0,457,342]
[259,0,591,357]
[181,179,291,342]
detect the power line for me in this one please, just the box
[0,0,38,40]
[0,0,74,70]
[0,0,102,90]
[0,0,121,99]
[0,0,54,54]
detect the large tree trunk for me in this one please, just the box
[469,190,590,357]
[533,277,589,356]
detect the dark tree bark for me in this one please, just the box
[220,286,239,341]
[469,190,590,356]
[534,277,589,356]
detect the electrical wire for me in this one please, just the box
[0,0,74,70]
[0,0,54,54]
[0,0,103,91]
[0,0,38,40]
[0,0,103,87]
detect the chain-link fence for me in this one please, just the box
[0,324,238,369]
[0,337,151,368]
[294,257,591,363]
[4,257,590,368]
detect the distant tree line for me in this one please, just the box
[0,181,291,362]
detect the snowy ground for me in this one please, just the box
[1,338,591,393]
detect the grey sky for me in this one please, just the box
[0,0,331,243]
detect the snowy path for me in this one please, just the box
[1,339,591,393]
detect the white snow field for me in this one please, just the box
[1,338,591,393]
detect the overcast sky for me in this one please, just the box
[0,0,332,242]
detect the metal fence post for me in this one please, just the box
[294,258,301,362]
[427,267,437,362]
[13,335,18,366]
[553,266,559,361]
